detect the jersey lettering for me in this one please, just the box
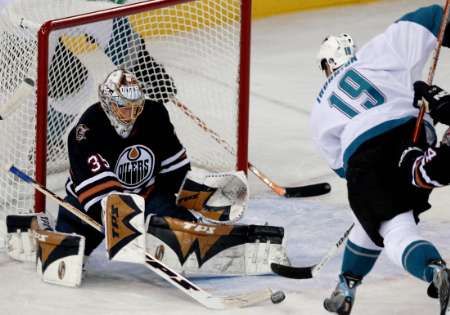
[329,69,386,118]
[87,154,110,173]
[424,148,437,163]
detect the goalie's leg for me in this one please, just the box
[145,189,197,222]
[55,194,104,256]
[6,213,85,287]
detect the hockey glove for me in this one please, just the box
[399,144,450,189]
[413,81,450,125]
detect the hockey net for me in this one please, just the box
[0,0,250,247]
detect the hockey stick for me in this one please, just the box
[7,164,285,309]
[270,223,354,279]
[0,78,35,120]
[170,97,331,197]
[412,0,450,143]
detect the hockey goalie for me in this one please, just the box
[4,69,289,286]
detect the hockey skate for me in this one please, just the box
[324,273,362,315]
[427,260,450,315]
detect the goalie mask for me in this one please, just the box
[317,33,356,74]
[99,69,145,138]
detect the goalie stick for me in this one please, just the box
[0,78,35,120]
[6,164,285,309]
[270,223,354,279]
[0,14,39,120]
[171,98,331,198]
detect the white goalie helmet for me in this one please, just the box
[98,69,145,138]
[317,33,356,72]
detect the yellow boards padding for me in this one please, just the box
[60,0,378,54]
[252,0,378,19]
[61,0,242,54]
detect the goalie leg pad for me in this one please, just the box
[35,229,85,287]
[102,192,146,264]
[146,216,290,276]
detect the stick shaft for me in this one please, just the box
[311,223,354,277]
[8,165,103,232]
[413,0,450,143]
[171,98,328,197]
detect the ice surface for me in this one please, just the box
[1,1,450,314]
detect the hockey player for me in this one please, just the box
[5,69,289,286]
[55,68,192,257]
[311,5,450,315]
[47,69,289,280]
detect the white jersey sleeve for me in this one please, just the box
[310,5,443,177]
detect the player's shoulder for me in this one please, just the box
[69,102,108,143]
[77,102,107,125]
[141,99,171,120]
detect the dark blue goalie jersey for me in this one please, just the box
[66,99,190,212]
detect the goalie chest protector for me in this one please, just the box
[66,100,188,208]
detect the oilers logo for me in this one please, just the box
[115,145,155,188]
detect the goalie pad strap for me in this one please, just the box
[149,216,284,241]
[6,215,36,233]
[6,214,38,262]
[6,213,55,262]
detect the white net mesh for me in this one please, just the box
[0,0,247,246]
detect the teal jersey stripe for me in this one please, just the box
[396,4,443,37]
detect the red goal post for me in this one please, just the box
[0,0,251,218]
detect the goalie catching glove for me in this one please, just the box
[176,170,248,224]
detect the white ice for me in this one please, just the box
[1,0,450,314]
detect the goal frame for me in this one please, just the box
[34,0,251,212]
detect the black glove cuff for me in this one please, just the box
[430,103,450,126]
[443,22,450,48]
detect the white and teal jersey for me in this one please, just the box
[310,5,443,177]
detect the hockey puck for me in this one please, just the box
[270,290,286,304]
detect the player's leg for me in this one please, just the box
[380,211,450,314]
[324,120,432,314]
[55,194,104,257]
[324,218,382,315]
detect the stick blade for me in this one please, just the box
[284,182,331,198]
[271,262,314,279]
